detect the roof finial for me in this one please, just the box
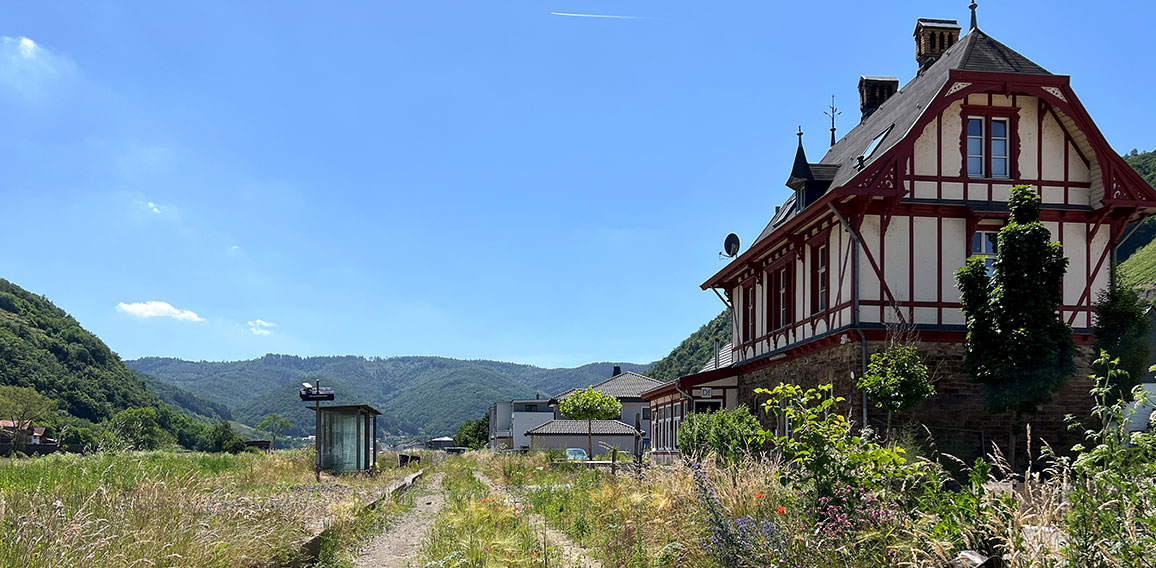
[797,125,803,147]
[969,1,978,31]
[824,95,841,148]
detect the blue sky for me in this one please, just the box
[2,1,1153,367]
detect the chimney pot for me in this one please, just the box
[913,18,961,70]
[858,76,899,121]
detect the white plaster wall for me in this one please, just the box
[1018,96,1039,180]
[859,216,881,307]
[941,218,966,301]
[620,402,651,437]
[914,120,938,176]
[913,217,938,302]
[941,102,964,177]
[1041,112,1065,181]
[1069,141,1091,184]
[512,411,555,449]
[884,217,911,304]
[1042,185,1064,205]
[1062,223,1087,307]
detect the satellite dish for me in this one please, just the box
[723,233,740,257]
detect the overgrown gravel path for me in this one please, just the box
[354,472,446,568]
[472,470,603,568]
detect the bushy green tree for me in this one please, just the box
[211,420,247,454]
[108,407,174,451]
[454,413,489,450]
[256,413,291,450]
[559,387,622,455]
[1093,269,1151,401]
[857,344,935,432]
[677,405,761,465]
[956,185,1074,465]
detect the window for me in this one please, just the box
[741,283,756,343]
[778,268,788,328]
[971,231,999,276]
[642,407,650,421]
[991,119,1009,177]
[962,107,1016,179]
[811,244,828,315]
[766,264,793,331]
[966,118,984,177]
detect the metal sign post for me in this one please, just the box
[299,380,335,484]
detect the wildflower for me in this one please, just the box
[776,506,785,515]
[755,493,765,499]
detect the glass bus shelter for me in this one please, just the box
[310,404,381,473]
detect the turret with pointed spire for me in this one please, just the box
[970,1,978,31]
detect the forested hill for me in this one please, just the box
[0,278,225,436]
[0,279,161,422]
[127,355,650,438]
[644,310,732,383]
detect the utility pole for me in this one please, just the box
[315,378,321,483]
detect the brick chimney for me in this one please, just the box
[914,18,961,70]
[858,76,899,121]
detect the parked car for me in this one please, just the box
[565,448,589,461]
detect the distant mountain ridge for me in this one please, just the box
[127,355,651,438]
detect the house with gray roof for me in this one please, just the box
[696,6,1156,460]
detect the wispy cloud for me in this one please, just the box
[550,12,649,19]
[0,36,77,102]
[147,201,161,214]
[117,301,205,322]
[248,319,276,336]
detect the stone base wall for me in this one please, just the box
[738,340,1097,463]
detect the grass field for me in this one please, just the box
[0,449,416,568]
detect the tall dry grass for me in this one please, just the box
[0,449,410,568]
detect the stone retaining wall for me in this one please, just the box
[738,340,1097,462]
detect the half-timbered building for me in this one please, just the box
[657,11,1156,458]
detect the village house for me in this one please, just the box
[488,367,660,454]
[653,9,1156,459]
[487,395,554,450]
[0,419,58,455]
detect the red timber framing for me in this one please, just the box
[703,68,1156,368]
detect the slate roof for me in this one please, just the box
[699,342,734,373]
[525,419,641,436]
[755,28,1052,245]
[554,371,663,401]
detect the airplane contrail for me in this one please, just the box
[550,12,649,20]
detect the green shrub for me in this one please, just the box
[677,405,762,465]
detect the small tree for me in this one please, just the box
[108,407,174,451]
[0,385,55,453]
[454,413,489,450]
[956,184,1074,466]
[256,413,290,451]
[559,387,622,456]
[857,343,935,433]
[1093,267,1152,401]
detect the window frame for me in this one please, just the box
[808,236,830,316]
[970,229,1000,276]
[959,105,1019,181]
[762,255,795,332]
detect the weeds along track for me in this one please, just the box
[471,468,603,568]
